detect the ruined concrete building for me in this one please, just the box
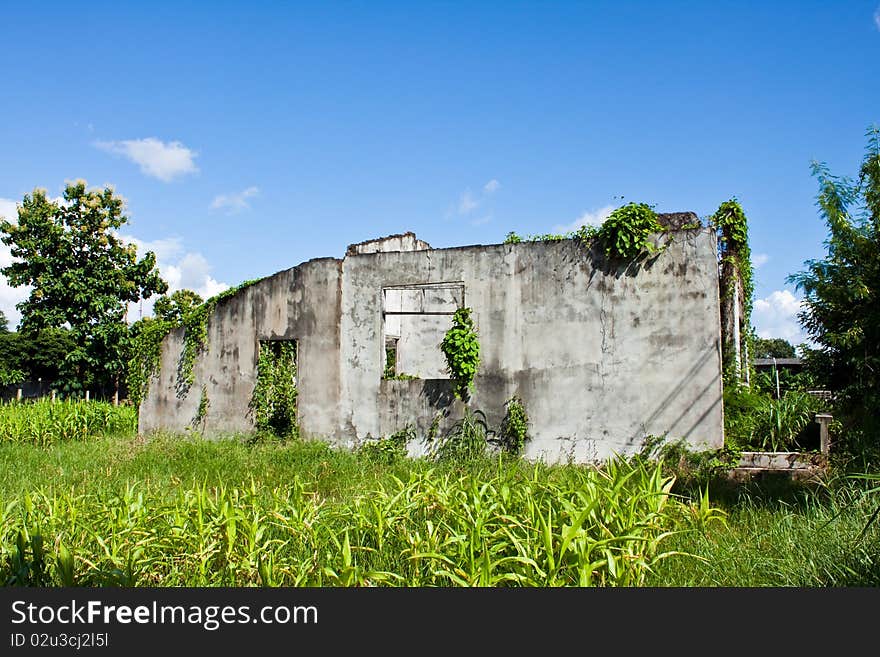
[140,215,724,463]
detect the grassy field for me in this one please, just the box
[0,402,878,586]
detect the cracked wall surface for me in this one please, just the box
[139,227,724,463]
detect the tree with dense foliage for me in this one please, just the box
[788,126,880,437]
[0,181,168,395]
[0,310,8,333]
[753,337,797,359]
[0,328,76,384]
[153,289,203,324]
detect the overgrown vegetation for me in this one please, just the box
[0,399,136,445]
[429,408,492,462]
[248,340,298,439]
[496,396,530,455]
[0,435,690,587]
[126,318,173,408]
[723,387,824,452]
[594,202,664,260]
[440,307,481,400]
[711,198,754,384]
[503,202,665,262]
[358,426,413,464]
[2,432,876,586]
[127,279,263,407]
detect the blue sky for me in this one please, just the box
[1,1,878,344]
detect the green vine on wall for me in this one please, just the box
[192,385,209,432]
[175,278,263,396]
[710,199,754,384]
[248,340,298,438]
[504,202,664,261]
[127,318,173,408]
[440,307,481,401]
[127,278,263,407]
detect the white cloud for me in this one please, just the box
[0,198,18,224]
[552,204,615,234]
[458,190,478,215]
[753,289,808,345]
[752,253,769,268]
[471,215,492,226]
[94,138,198,182]
[874,5,880,30]
[0,198,30,328]
[210,186,260,213]
[452,180,501,219]
[121,235,184,262]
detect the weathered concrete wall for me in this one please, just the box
[339,229,723,461]
[139,257,343,439]
[140,227,724,463]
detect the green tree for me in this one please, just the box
[0,181,168,396]
[153,289,203,324]
[753,337,797,359]
[0,310,9,333]
[788,126,880,436]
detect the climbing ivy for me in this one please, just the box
[594,203,664,260]
[175,278,263,395]
[192,384,209,432]
[249,340,298,438]
[440,307,481,401]
[710,199,754,383]
[126,317,173,408]
[126,278,263,407]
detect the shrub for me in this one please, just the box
[595,202,663,260]
[496,397,530,455]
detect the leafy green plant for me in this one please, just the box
[359,426,414,464]
[723,387,823,452]
[0,367,27,386]
[751,391,822,452]
[595,202,664,260]
[431,408,490,462]
[440,307,480,401]
[496,396,530,455]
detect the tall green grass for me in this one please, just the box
[0,416,877,586]
[648,480,880,586]
[0,399,136,445]
[1,447,688,586]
